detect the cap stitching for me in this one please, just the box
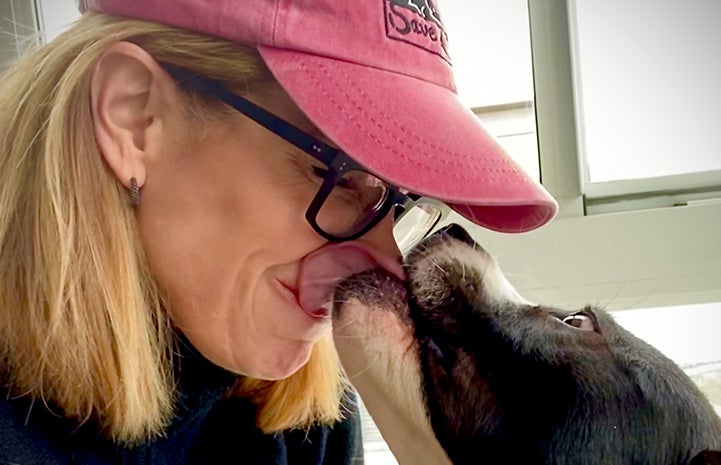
[314,61,523,178]
[298,62,523,183]
[300,60,526,182]
[331,61,517,168]
[270,0,281,46]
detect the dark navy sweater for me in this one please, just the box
[0,340,364,464]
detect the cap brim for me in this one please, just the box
[258,46,558,233]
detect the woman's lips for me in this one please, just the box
[297,243,405,317]
[276,279,329,319]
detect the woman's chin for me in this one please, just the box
[241,341,315,380]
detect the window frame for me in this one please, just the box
[434,0,721,314]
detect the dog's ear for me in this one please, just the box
[689,450,721,465]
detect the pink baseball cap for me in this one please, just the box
[79,0,558,233]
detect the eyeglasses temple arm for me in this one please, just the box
[160,64,339,166]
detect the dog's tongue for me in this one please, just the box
[298,244,403,316]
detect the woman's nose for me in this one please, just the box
[358,212,402,260]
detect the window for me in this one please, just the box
[468,1,721,319]
[569,0,721,183]
[566,0,721,213]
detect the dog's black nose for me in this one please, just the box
[437,223,476,246]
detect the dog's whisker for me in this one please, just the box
[333,335,373,340]
[414,246,435,262]
[592,280,632,312]
[332,317,361,333]
[429,258,447,275]
[345,356,382,380]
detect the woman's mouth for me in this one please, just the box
[297,243,404,316]
[276,279,330,319]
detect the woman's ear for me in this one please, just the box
[90,41,177,190]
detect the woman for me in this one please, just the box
[0,0,557,463]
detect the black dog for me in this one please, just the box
[332,224,721,465]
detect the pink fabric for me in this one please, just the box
[80,0,559,233]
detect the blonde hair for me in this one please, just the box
[0,13,346,444]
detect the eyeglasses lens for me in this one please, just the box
[393,202,443,254]
[315,170,389,237]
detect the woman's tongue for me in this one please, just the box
[298,244,400,318]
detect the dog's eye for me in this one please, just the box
[561,313,596,332]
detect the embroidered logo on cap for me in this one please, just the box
[384,0,450,64]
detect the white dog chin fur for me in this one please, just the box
[332,237,528,465]
[333,297,452,465]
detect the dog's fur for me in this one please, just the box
[332,224,721,465]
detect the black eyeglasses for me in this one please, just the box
[162,64,447,250]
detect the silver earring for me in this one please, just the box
[129,177,141,206]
